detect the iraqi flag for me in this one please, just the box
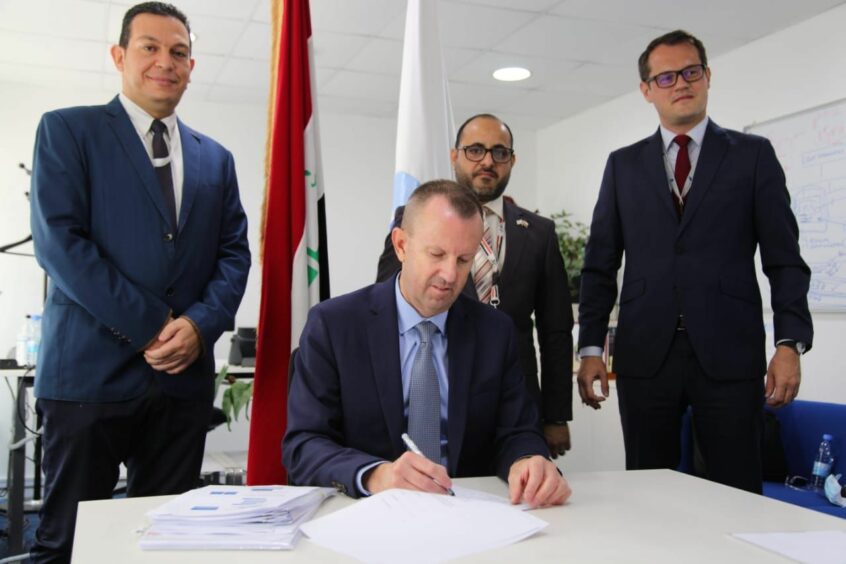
[392,0,455,213]
[248,0,329,485]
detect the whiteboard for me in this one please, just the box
[746,98,846,312]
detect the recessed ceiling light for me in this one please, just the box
[493,67,531,82]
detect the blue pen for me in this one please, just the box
[401,432,455,496]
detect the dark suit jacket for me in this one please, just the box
[579,120,813,381]
[30,96,251,403]
[282,277,549,497]
[377,199,574,422]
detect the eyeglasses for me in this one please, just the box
[646,64,707,89]
[458,144,514,164]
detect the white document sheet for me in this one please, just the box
[732,530,846,564]
[301,488,548,564]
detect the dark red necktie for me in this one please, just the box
[673,134,691,217]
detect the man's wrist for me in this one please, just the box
[776,339,807,355]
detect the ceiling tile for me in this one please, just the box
[233,21,271,60]
[451,0,565,12]
[450,52,581,89]
[167,0,261,20]
[321,70,400,103]
[0,0,107,41]
[311,0,406,35]
[497,88,608,120]
[442,46,485,75]
[438,1,538,50]
[312,31,370,69]
[207,84,269,105]
[252,0,272,24]
[189,54,228,85]
[216,57,271,89]
[345,37,403,75]
[189,14,247,56]
[0,62,107,90]
[317,95,397,118]
[548,62,636,96]
[498,16,658,66]
[448,81,528,112]
[0,33,107,72]
[551,0,846,40]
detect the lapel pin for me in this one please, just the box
[516,219,529,228]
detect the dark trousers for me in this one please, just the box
[616,330,764,494]
[30,379,212,564]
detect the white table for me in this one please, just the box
[71,469,846,563]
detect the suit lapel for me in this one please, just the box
[177,120,201,230]
[642,128,678,222]
[500,200,526,287]
[104,97,174,229]
[445,297,475,476]
[679,120,728,234]
[366,279,405,454]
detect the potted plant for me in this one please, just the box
[214,365,253,431]
[550,210,588,303]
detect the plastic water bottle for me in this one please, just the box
[811,434,834,490]
[28,313,42,367]
[15,315,31,367]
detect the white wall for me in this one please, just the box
[538,4,846,472]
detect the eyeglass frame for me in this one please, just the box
[645,63,708,89]
[456,144,515,164]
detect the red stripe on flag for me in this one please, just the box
[248,0,313,486]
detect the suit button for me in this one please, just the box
[163,233,174,241]
[675,243,684,254]
[166,287,175,297]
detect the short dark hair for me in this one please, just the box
[455,114,514,148]
[638,30,707,82]
[119,2,191,49]
[402,180,483,232]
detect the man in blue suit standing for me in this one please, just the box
[577,30,812,494]
[284,180,570,507]
[29,3,250,561]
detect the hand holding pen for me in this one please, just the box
[362,434,455,496]
[401,433,455,496]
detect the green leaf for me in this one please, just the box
[221,387,234,431]
[214,364,229,399]
[550,210,590,301]
[229,381,253,422]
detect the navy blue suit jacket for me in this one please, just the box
[376,199,574,422]
[282,277,549,497]
[579,121,813,381]
[30,96,250,403]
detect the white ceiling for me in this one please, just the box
[0,0,843,130]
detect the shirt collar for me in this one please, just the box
[394,275,448,336]
[118,93,178,138]
[481,194,504,221]
[660,116,709,151]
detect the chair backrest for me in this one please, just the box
[772,400,846,478]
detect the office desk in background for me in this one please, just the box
[72,470,846,563]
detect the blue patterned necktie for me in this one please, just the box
[407,321,441,462]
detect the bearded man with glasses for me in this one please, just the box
[377,114,575,460]
[577,30,813,494]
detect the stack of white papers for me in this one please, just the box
[301,488,548,563]
[139,484,334,550]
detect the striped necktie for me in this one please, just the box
[473,208,497,303]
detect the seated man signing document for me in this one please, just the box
[283,180,570,507]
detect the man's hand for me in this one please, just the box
[543,423,571,458]
[765,345,801,408]
[364,451,453,495]
[508,455,571,508]
[144,317,201,374]
[577,356,609,410]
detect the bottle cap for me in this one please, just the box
[823,433,833,441]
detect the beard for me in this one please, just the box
[455,167,510,203]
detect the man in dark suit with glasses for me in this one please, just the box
[377,114,574,459]
[577,30,813,493]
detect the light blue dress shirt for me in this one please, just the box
[355,276,450,494]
